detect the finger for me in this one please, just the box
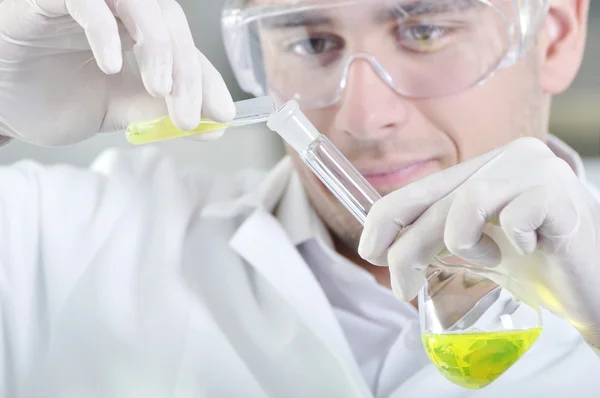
[444,179,521,267]
[64,0,123,74]
[99,86,167,132]
[358,137,554,263]
[155,0,202,130]
[499,185,579,255]
[358,148,503,263]
[198,51,236,123]
[114,0,173,97]
[390,267,427,303]
[386,198,451,301]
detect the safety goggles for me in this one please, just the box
[222,0,550,109]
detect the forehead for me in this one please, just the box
[249,0,481,9]
[249,0,484,24]
[250,0,485,30]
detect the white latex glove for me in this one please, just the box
[358,137,600,351]
[0,0,235,146]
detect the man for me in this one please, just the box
[0,0,597,397]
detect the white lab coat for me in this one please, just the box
[0,144,598,398]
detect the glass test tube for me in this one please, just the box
[126,96,277,145]
[265,101,491,270]
[266,100,381,225]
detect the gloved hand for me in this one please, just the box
[0,0,235,146]
[358,137,600,351]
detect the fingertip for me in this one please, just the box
[67,0,123,75]
[87,26,123,74]
[357,236,378,264]
[358,214,402,263]
[361,251,389,267]
[214,97,237,123]
[390,271,404,300]
[357,203,382,257]
[98,52,123,75]
[357,236,371,260]
[172,115,199,132]
[387,244,426,301]
[165,94,200,131]
[201,89,236,123]
[391,267,426,302]
[171,106,201,132]
[198,51,236,123]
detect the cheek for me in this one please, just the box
[418,60,540,162]
[302,108,335,137]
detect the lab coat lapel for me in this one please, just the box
[228,158,367,390]
[230,211,359,363]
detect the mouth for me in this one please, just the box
[359,159,438,191]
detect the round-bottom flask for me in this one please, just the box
[419,226,543,389]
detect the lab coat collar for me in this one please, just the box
[249,155,294,213]
[237,154,334,249]
[274,169,335,248]
[198,156,294,220]
[228,210,363,365]
[273,164,387,287]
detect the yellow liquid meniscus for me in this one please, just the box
[126,116,229,145]
[422,328,541,389]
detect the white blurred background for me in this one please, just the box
[0,0,599,184]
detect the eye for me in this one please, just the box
[285,34,343,56]
[396,24,452,52]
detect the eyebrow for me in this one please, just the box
[260,0,481,29]
[260,9,332,29]
[376,0,480,21]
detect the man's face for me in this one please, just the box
[258,0,547,251]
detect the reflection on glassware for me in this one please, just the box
[266,100,380,224]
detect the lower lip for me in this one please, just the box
[362,160,436,189]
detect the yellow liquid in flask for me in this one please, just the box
[126,116,228,145]
[422,328,541,389]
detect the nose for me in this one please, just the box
[333,57,409,142]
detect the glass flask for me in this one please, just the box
[266,100,543,390]
[420,238,543,389]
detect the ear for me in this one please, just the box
[538,0,589,94]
